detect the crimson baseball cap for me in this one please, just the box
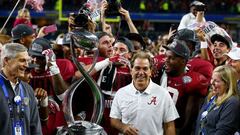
[11,24,34,40]
[164,39,190,60]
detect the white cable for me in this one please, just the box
[0,0,21,33]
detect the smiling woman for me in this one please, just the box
[195,65,240,135]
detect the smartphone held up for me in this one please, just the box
[43,24,57,34]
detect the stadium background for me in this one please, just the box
[0,0,239,43]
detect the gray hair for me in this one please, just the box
[1,43,27,66]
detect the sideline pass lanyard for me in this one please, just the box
[0,75,25,135]
[199,95,216,135]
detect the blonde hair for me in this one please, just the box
[0,34,11,44]
[17,8,30,19]
[209,65,239,106]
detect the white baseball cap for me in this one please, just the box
[225,47,240,60]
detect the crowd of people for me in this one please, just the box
[1,0,240,13]
[0,0,240,135]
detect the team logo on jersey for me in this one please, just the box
[182,75,192,84]
[148,96,157,105]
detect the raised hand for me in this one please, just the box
[42,49,60,76]
[35,88,48,107]
[119,7,131,22]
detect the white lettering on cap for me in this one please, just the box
[169,41,177,48]
[32,43,43,53]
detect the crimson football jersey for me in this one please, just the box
[30,59,74,135]
[56,59,75,83]
[163,70,209,130]
[187,56,214,84]
[98,65,132,135]
[74,56,132,135]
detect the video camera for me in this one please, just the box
[68,3,93,30]
[105,0,122,17]
[195,4,206,11]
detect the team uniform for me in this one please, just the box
[110,80,179,135]
[74,56,132,135]
[187,56,214,85]
[97,64,132,135]
[152,55,210,133]
[30,59,75,135]
[163,71,209,127]
[57,59,75,83]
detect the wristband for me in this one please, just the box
[40,97,48,107]
[94,58,110,72]
[200,41,208,49]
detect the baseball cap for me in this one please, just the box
[224,47,240,60]
[28,38,52,57]
[27,63,39,69]
[211,34,232,48]
[62,33,71,46]
[11,24,34,40]
[163,39,190,60]
[51,34,64,45]
[175,29,197,44]
[190,1,204,7]
[115,37,134,52]
[125,33,146,50]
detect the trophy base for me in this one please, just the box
[56,121,107,135]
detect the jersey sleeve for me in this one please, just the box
[109,91,122,119]
[184,71,209,96]
[56,59,75,81]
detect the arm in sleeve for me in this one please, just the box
[215,97,240,135]
[178,14,188,30]
[185,72,209,96]
[163,91,179,123]
[109,91,122,119]
[52,74,68,101]
[26,84,42,135]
